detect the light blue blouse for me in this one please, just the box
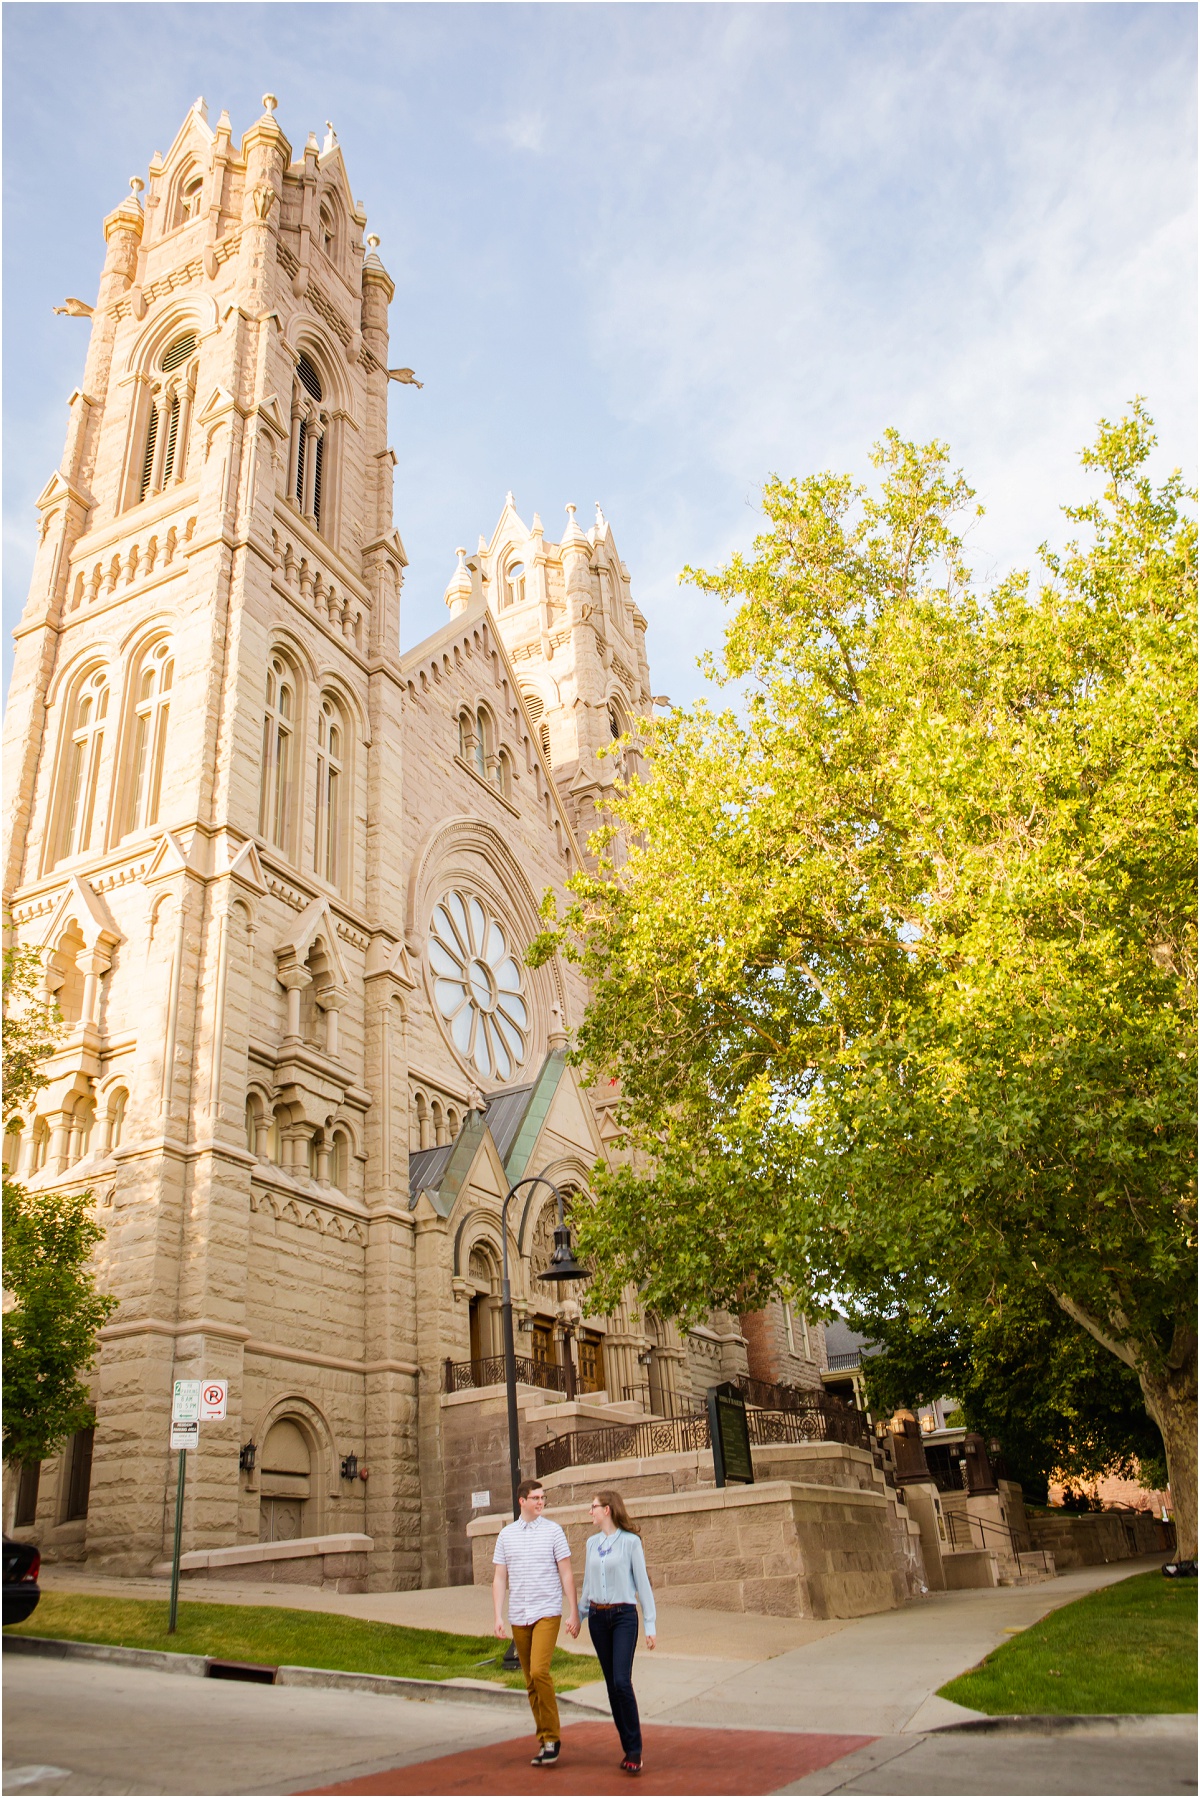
[578,1529,657,1634]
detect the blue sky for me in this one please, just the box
[4,3,1195,705]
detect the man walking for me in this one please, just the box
[493,1477,579,1767]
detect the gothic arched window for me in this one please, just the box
[521,688,552,767]
[138,332,197,503]
[319,202,336,259]
[314,694,346,888]
[259,654,297,855]
[504,560,525,608]
[496,747,514,800]
[289,353,328,530]
[474,707,491,781]
[126,640,174,836]
[177,169,203,226]
[54,667,109,865]
[105,1087,128,1153]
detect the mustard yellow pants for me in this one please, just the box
[511,1614,562,1742]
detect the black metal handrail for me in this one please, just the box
[620,1384,707,1419]
[732,1373,855,1416]
[445,1354,567,1395]
[825,1351,863,1372]
[943,1508,1049,1573]
[535,1400,869,1477]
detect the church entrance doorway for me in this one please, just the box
[258,1417,313,1543]
[577,1329,606,1395]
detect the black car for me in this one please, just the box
[3,1537,41,1626]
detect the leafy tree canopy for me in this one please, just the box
[850,1282,1169,1506]
[534,404,1197,1552]
[2,947,116,1466]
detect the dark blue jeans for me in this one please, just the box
[587,1603,642,1759]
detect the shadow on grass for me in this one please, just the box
[8,1592,601,1693]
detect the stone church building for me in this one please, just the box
[2,99,826,1589]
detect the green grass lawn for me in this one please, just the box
[6,1592,601,1693]
[940,1570,1197,1715]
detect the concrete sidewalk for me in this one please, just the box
[40,1554,1167,1737]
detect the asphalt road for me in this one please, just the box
[3,1653,1196,1796]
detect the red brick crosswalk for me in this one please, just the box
[304,1720,875,1796]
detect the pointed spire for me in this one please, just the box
[595,501,607,531]
[505,490,516,510]
[531,512,544,537]
[261,93,279,117]
[561,502,589,550]
[364,232,385,269]
[444,548,473,618]
[322,121,338,156]
[216,109,232,137]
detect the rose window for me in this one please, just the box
[429,890,529,1080]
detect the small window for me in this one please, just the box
[245,1097,259,1156]
[259,656,295,854]
[496,748,513,799]
[474,709,490,780]
[56,668,109,866]
[504,561,525,608]
[139,334,196,503]
[315,695,345,888]
[104,1089,127,1153]
[64,1426,95,1521]
[293,355,326,528]
[540,723,552,765]
[179,172,203,224]
[126,642,174,836]
[331,1128,349,1190]
[319,202,336,257]
[2,1119,23,1174]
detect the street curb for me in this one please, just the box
[3,1635,208,1677]
[2,1634,602,1716]
[932,1713,1197,1737]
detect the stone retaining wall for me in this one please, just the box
[469,1479,914,1619]
[1027,1508,1173,1568]
[152,1531,373,1593]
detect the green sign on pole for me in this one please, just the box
[707,1382,754,1488]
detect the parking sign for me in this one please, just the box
[172,1380,201,1422]
[199,1381,228,1420]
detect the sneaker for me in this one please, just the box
[532,1742,561,1767]
[621,1758,643,1776]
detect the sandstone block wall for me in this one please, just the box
[471,1479,912,1620]
[1027,1508,1172,1567]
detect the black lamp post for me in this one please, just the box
[497,1173,588,1670]
[499,1174,589,1518]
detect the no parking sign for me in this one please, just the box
[199,1381,228,1420]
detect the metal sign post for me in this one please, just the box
[167,1381,205,1634]
[168,1445,187,1634]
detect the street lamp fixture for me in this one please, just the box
[498,1175,588,1515]
[496,1172,589,1670]
[340,1452,359,1481]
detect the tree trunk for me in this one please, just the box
[1138,1354,1197,1562]
[1050,1290,1196,1562]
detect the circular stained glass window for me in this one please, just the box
[429,890,529,1081]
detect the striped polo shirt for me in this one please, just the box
[493,1514,572,1625]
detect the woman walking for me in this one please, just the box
[570,1488,656,1776]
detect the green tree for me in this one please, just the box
[851,1282,1169,1504]
[2,948,117,1467]
[535,406,1197,1554]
